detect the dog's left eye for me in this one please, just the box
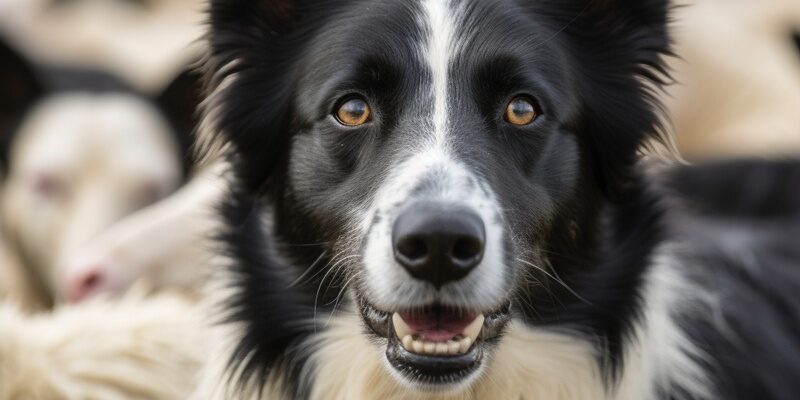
[504,96,539,126]
[335,97,372,126]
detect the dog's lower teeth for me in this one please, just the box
[447,340,460,354]
[400,335,475,355]
[424,342,436,353]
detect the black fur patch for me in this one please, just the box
[666,159,800,220]
[676,219,800,400]
[216,190,320,399]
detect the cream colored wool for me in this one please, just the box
[0,289,207,400]
[0,236,48,312]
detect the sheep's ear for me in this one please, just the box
[0,39,43,172]
[157,68,202,177]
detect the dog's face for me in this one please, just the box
[286,2,585,387]
[206,0,669,392]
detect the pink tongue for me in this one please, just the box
[399,311,477,342]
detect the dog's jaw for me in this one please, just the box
[357,296,512,390]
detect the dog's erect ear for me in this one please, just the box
[537,0,671,64]
[203,0,335,195]
[0,39,43,174]
[157,67,202,178]
[537,0,672,196]
[208,0,304,36]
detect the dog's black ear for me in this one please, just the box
[208,0,304,36]
[203,0,334,195]
[0,39,43,173]
[537,0,672,196]
[157,67,202,178]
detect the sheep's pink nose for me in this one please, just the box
[67,267,106,302]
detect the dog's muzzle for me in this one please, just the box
[358,200,512,387]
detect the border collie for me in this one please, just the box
[195,0,800,399]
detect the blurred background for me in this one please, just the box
[0,0,209,310]
[0,0,203,91]
[0,0,797,398]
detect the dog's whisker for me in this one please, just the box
[325,272,360,327]
[312,254,359,331]
[288,250,328,288]
[283,241,332,247]
[517,268,564,313]
[294,248,353,288]
[516,258,594,307]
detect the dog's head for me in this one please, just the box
[205,0,670,392]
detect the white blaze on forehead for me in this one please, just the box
[419,0,461,149]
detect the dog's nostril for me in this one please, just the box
[392,202,486,288]
[398,237,428,262]
[452,236,482,261]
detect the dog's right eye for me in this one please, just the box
[335,97,372,126]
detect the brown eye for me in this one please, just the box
[504,97,538,126]
[335,97,371,126]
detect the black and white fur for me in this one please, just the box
[195,1,800,399]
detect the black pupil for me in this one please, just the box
[512,99,533,117]
[344,100,366,119]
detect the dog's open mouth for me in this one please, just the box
[359,298,511,385]
[392,309,483,355]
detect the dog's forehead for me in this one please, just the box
[303,0,536,79]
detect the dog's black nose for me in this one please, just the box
[392,203,485,288]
